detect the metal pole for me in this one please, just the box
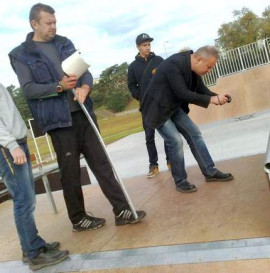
[263,39,270,63]
[41,174,58,214]
[28,119,43,163]
[215,62,221,78]
[72,89,138,219]
[265,132,270,174]
[265,132,270,187]
[237,48,245,71]
[45,133,54,160]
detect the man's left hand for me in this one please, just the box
[74,85,91,104]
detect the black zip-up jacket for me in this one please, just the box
[140,50,217,129]
[127,52,163,101]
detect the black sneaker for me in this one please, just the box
[176,181,197,193]
[205,170,233,182]
[22,242,60,262]
[29,248,69,271]
[72,214,106,232]
[115,209,146,226]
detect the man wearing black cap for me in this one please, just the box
[128,33,170,178]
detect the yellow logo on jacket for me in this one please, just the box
[152,68,157,75]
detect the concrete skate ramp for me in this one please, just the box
[190,65,270,124]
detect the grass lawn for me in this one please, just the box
[99,110,143,143]
[124,99,139,111]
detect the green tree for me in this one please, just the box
[260,6,270,39]
[217,6,270,50]
[91,62,132,112]
[218,7,261,50]
[91,80,106,108]
[106,89,130,112]
[6,85,32,126]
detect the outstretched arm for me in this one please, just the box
[210,94,231,105]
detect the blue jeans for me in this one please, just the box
[157,109,216,186]
[0,143,45,258]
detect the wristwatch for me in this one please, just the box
[56,82,63,93]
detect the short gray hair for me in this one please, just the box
[194,46,219,59]
[29,3,55,25]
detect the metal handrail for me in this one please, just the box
[203,37,270,86]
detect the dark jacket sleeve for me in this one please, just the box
[165,61,211,108]
[127,64,140,100]
[197,77,217,96]
[78,70,93,88]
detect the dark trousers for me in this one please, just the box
[49,110,129,224]
[142,118,169,166]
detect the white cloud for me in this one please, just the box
[0,0,269,86]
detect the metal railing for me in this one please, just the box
[203,38,270,86]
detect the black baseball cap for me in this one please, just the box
[136,33,154,45]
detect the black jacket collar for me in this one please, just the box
[135,52,156,62]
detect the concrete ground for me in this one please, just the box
[0,109,269,273]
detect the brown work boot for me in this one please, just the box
[176,181,197,193]
[22,241,60,262]
[205,170,233,182]
[29,248,69,271]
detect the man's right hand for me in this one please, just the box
[60,75,77,90]
[10,147,27,165]
[210,94,229,105]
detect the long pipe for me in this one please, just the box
[72,89,138,219]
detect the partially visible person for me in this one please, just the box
[0,83,69,271]
[140,46,233,192]
[9,3,146,232]
[128,33,170,178]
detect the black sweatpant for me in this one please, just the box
[142,117,170,166]
[49,110,129,224]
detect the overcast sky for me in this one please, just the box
[0,0,269,87]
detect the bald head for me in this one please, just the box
[191,46,218,76]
